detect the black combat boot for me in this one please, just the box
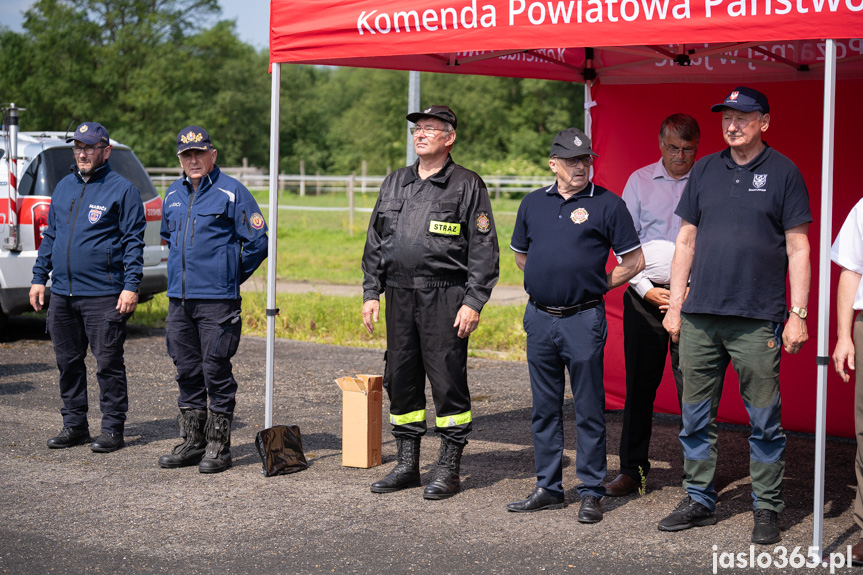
[198,412,233,474]
[423,437,465,500]
[158,408,208,468]
[370,437,422,493]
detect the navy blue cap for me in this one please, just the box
[406,105,457,130]
[176,125,213,155]
[711,87,770,114]
[549,128,597,159]
[66,122,110,145]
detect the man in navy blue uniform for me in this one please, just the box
[659,87,811,545]
[507,128,643,523]
[158,126,268,474]
[31,121,146,453]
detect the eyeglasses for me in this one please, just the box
[410,126,450,137]
[554,156,594,167]
[72,145,107,156]
[662,142,697,156]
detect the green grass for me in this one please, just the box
[251,191,523,285]
[136,191,530,360]
[134,292,527,361]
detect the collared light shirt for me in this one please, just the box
[621,159,689,298]
[832,197,863,310]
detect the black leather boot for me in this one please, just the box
[423,438,465,500]
[370,437,421,493]
[158,409,208,468]
[198,412,232,474]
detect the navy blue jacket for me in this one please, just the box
[32,162,146,296]
[161,166,268,299]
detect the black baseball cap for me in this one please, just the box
[549,128,598,159]
[711,86,770,113]
[66,122,110,146]
[176,125,213,155]
[406,105,457,130]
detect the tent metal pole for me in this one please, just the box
[406,71,420,166]
[264,62,282,429]
[812,38,836,559]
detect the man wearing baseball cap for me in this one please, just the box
[158,125,268,474]
[362,105,499,499]
[31,122,146,453]
[507,128,644,522]
[659,87,812,544]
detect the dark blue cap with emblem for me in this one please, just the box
[66,122,110,146]
[549,128,598,159]
[176,125,213,155]
[711,86,770,113]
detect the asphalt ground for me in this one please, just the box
[0,314,859,575]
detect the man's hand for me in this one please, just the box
[663,308,681,343]
[29,284,46,311]
[782,313,808,354]
[116,290,138,314]
[833,335,855,383]
[644,287,670,312]
[362,300,380,334]
[453,305,480,339]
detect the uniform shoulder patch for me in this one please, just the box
[250,212,266,230]
[476,211,491,233]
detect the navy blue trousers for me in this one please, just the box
[165,299,242,415]
[524,301,607,499]
[47,294,129,434]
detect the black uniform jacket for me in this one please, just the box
[361,155,499,312]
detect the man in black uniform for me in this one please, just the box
[361,105,499,499]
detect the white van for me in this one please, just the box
[0,108,167,325]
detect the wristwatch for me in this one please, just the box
[789,306,808,319]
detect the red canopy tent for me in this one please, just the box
[266,0,863,553]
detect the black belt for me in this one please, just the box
[530,296,604,317]
[650,280,672,290]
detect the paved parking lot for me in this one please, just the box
[0,316,858,574]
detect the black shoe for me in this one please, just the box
[158,409,208,469]
[371,438,421,493]
[47,427,91,449]
[198,412,232,474]
[422,438,464,500]
[658,495,717,532]
[90,432,125,453]
[577,495,603,524]
[752,509,781,545]
[507,488,565,513]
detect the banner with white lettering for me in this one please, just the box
[270,0,862,71]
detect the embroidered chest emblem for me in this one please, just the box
[476,212,490,233]
[88,209,103,224]
[752,174,767,189]
[570,207,589,224]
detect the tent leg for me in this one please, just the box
[813,38,837,560]
[265,63,282,430]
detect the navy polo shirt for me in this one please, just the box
[675,144,812,323]
[511,181,641,306]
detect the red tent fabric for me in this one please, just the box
[269,1,863,437]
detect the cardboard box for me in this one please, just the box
[334,374,383,468]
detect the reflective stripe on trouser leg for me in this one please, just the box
[436,411,472,428]
[679,313,729,511]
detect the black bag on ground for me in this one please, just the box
[254,424,309,476]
